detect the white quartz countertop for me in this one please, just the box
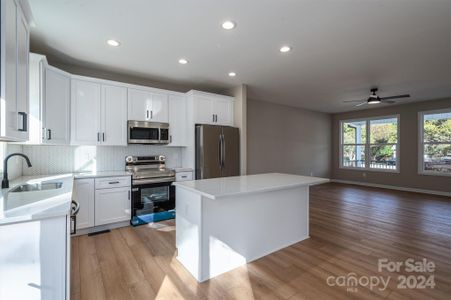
[0,174,74,226]
[172,173,329,199]
[73,170,131,179]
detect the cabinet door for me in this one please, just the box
[0,217,67,300]
[150,92,169,122]
[101,85,127,145]
[71,79,101,145]
[95,187,131,226]
[213,97,234,126]
[15,7,29,141]
[193,96,214,125]
[43,66,70,144]
[168,94,187,146]
[128,88,151,121]
[3,0,19,139]
[73,179,95,229]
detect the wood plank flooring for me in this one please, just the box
[71,183,451,299]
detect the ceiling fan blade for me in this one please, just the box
[380,100,396,104]
[354,102,367,107]
[379,94,410,100]
[343,99,366,103]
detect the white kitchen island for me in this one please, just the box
[173,173,328,282]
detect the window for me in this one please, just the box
[419,109,451,176]
[340,116,399,171]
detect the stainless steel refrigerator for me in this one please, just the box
[195,125,240,179]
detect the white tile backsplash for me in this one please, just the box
[21,145,183,176]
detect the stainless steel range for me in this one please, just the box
[126,155,176,226]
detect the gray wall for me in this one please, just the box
[332,98,451,193]
[247,99,331,177]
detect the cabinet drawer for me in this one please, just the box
[176,171,193,182]
[95,176,131,189]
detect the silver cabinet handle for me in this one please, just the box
[108,181,120,184]
[146,110,149,119]
[48,129,52,140]
[212,114,215,122]
[181,175,187,178]
[169,135,172,143]
[97,132,100,142]
[151,110,153,119]
[102,132,105,142]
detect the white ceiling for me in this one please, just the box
[29,0,451,113]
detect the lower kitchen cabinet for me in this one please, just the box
[73,176,131,232]
[95,187,131,226]
[72,178,95,229]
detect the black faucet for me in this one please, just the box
[2,153,32,189]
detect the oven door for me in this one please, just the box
[131,180,175,225]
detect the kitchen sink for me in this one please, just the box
[10,181,63,193]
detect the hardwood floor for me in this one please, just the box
[71,183,451,300]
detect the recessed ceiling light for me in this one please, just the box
[178,58,189,64]
[280,46,291,53]
[107,39,120,47]
[222,20,236,30]
[228,72,236,77]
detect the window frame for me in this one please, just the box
[339,114,400,173]
[418,108,451,177]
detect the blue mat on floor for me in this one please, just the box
[131,210,175,226]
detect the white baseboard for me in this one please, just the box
[331,179,451,197]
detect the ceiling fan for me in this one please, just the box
[343,88,410,107]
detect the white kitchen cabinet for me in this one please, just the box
[71,78,127,146]
[193,94,214,124]
[71,79,101,145]
[0,0,31,142]
[94,186,131,226]
[127,88,150,121]
[27,56,70,145]
[27,53,46,144]
[190,91,234,126]
[128,88,169,122]
[150,92,169,122]
[101,85,127,145]
[73,178,95,229]
[168,93,187,146]
[43,65,71,144]
[0,216,69,300]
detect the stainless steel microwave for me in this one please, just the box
[127,121,170,144]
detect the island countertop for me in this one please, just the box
[172,173,329,199]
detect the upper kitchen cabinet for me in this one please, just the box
[168,93,187,146]
[71,77,127,146]
[71,79,101,145]
[188,90,234,126]
[43,65,71,144]
[28,54,71,145]
[101,84,127,146]
[0,0,32,142]
[128,88,169,123]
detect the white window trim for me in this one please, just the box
[339,115,400,173]
[418,108,451,177]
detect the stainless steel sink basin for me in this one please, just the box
[10,181,63,193]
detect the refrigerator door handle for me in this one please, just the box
[219,134,223,170]
[221,133,226,168]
